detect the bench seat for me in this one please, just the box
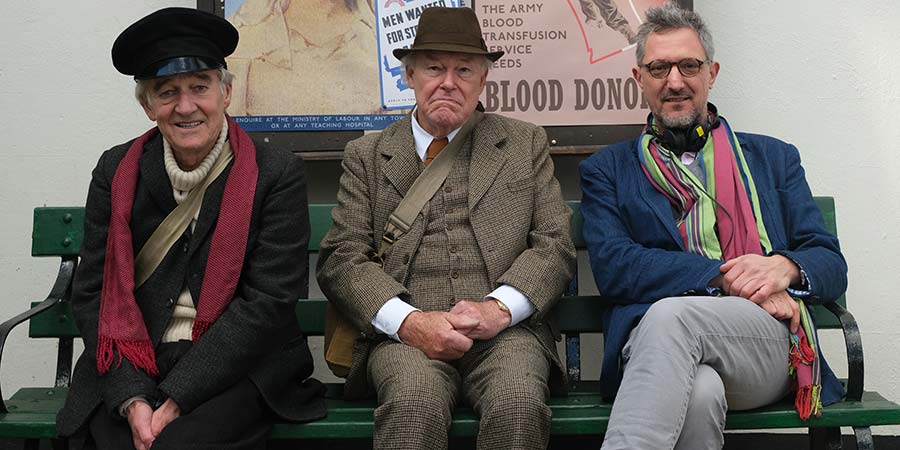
[3,383,900,442]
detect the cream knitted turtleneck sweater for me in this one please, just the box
[161,118,229,343]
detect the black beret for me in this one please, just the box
[112,7,238,80]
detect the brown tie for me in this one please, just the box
[424,137,449,167]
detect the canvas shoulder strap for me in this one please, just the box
[133,144,235,288]
[374,111,483,261]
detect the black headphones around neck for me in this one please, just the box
[647,103,721,156]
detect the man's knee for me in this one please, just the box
[373,381,454,450]
[383,380,454,413]
[478,378,550,425]
[375,370,456,431]
[677,365,727,449]
[690,365,726,414]
[475,378,550,449]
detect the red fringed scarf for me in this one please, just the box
[97,116,258,376]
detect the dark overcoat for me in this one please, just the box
[57,133,325,436]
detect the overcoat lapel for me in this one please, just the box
[468,120,508,209]
[188,161,231,256]
[380,117,421,198]
[138,134,177,213]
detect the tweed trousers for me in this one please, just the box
[601,296,792,450]
[367,149,553,449]
[369,327,550,450]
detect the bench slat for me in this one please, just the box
[29,296,612,338]
[3,386,899,440]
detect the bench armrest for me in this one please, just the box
[0,258,76,413]
[821,302,864,402]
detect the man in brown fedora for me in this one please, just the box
[317,6,575,449]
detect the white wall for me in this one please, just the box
[698,0,900,435]
[0,0,193,396]
[0,0,897,436]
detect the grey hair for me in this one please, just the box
[134,67,234,106]
[634,3,714,65]
[399,51,491,84]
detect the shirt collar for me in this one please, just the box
[410,108,461,161]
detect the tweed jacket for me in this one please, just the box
[316,113,576,398]
[57,133,325,436]
[579,132,848,404]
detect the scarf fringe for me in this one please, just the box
[795,384,823,420]
[790,327,820,421]
[789,334,815,369]
[97,335,159,376]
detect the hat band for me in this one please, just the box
[415,32,487,52]
[137,56,223,80]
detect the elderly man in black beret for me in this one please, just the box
[55,7,324,450]
[317,6,575,450]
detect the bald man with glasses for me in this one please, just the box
[579,4,847,449]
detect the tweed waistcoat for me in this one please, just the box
[406,146,491,309]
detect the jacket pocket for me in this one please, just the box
[507,176,534,192]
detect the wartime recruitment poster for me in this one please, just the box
[377,0,462,110]
[222,0,673,130]
[476,0,670,125]
[223,0,405,131]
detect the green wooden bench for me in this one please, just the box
[1,198,898,449]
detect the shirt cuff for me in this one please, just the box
[787,267,812,297]
[486,284,534,327]
[119,396,149,418]
[372,297,420,342]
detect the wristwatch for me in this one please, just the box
[494,298,511,315]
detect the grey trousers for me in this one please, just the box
[601,296,792,450]
[368,326,551,450]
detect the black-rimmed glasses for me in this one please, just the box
[639,58,709,79]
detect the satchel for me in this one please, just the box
[324,303,356,377]
[322,111,484,377]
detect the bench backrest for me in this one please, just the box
[27,197,843,340]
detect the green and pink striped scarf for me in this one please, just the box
[638,116,822,420]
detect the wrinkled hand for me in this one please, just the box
[126,400,154,450]
[449,299,511,340]
[720,254,801,303]
[755,290,801,333]
[397,311,477,361]
[150,398,181,438]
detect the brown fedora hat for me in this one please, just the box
[392,7,503,62]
